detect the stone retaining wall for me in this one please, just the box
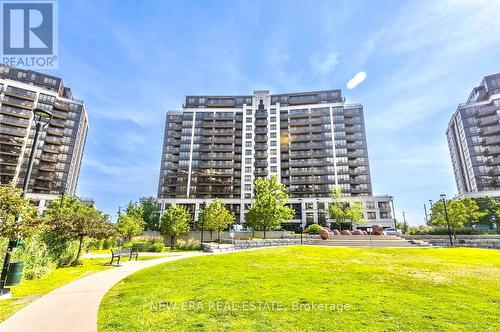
[402,235,500,249]
[202,238,307,252]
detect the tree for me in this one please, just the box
[116,201,145,242]
[0,183,39,239]
[140,197,160,231]
[474,197,500,229]
[327,186,365,231]
[160,204,190,246]
[44,197,114,265]
[395,219,409,234]
[204,198,235,242]
[430,198,485,236]
[246,175,294,239]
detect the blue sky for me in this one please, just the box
[48,0,500,224]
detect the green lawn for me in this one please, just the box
[0,254,170,322]
[99,247,500,332]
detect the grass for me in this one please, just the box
[99,247,500,332]
[0,254,170,322]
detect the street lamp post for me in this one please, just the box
[200,200,206,245]
[440,194,454,247]
[0,109,52,297]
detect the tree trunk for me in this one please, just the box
[171,235,175,247]
[218,230,221,243]
[73,235,84,266]
[263,226,267,239]
[338,221,342,232]
[210,230,213,242]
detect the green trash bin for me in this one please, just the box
[5,262,24,286]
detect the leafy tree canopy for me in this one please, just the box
[246,175,294,238]
[160,204,190,245]
[0,183,39,239]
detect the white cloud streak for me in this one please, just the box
[346,71,367,89]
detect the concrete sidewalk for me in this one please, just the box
[0,251,207,332]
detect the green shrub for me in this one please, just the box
[174,239,200,251]
[124,239,165,252]
[102,238,116,249]
[306,224,323,235]
[12,235,56,279]
[150,242,165,252]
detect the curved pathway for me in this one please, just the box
[0,251,207,332]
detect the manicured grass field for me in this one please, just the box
[99,247,500,331]
[0,255,169,322]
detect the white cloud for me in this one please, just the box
[346,71,367,89]
[311,53,339,74]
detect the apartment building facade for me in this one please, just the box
[158,89,394,228]
[0,65,88,213]
[447,73,500,199]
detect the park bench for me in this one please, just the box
[110,248,138,265]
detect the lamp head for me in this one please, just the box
[33,108,53,126]
[440,194,446,200]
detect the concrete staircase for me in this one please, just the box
[308,235,431,248]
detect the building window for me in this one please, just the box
[270,125,276,130]
[271,157,277,163]
[271,166,277,172]
[271,149,277,155]
[245,193,251,199]
[245,175,251,181]
[270,109,276,114]
[245,167,251,172]
[245,150,252,156]
[270,132,277,139]
[245,141,252,147]
[246,117,252,123]
[270,116,276,123]
[246,125,252,131]
[245,184,251,191]
[246,133,252,139]
[270,141,277,147]
[246,158,252,164]
[367,212,376,219]
[246,110,252,115]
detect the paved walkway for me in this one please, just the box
[0,251,207,332]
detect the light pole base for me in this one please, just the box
[0,288,12,300]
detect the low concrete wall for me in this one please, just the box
[162,231,297,246]
[202,238,306,252]
[402,235,500,249]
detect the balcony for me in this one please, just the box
[54,102,70,111]
[202,121,235,128]
[204,113,235,120]
[254,143,268,150]
[477,106,497,117]
[0,106,30,118]
[4,86,37,100]
[0,145,21,155]
[200,153,235,160]
[484,146,500,156]
[0,115,30,128]
[488,168,500,176]
[254,152,268,159]
[0,156,19,165]
[200,137,234,144]
[40,154,58,163]
[486,157,500,166]
[201,129,235,136]
[47,128,64,136]
[289,126,323,133]
[255,111,268,118]
[478,115,499,127]
[481,137,500,146]
[480,125,500,136]
[2,96,34,109]
[254,161,267,167]
[290,134,323,142]
[254,135,268,142]
[255,127,267,133]
[2,126,26,137]
[255,119,268,126]
[44,136,62,145]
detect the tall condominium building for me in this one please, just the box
[0,65,88,213]
[447,73,500,199]
[158,89,394,228]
